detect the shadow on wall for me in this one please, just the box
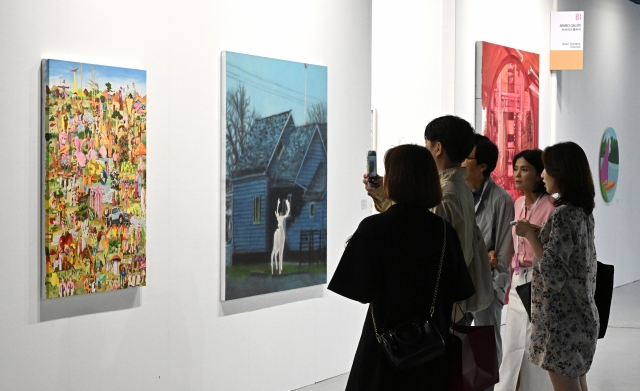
[556,70,563,111]
[40,287,141,322]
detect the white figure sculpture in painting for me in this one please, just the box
[271,198,290,275]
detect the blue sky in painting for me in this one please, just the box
[225,52,327,126]
[45,59,147,96]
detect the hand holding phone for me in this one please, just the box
[367,151,379,185]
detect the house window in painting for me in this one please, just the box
[309,202,315,218]
[276,141,285,158]
[253,196,261,224]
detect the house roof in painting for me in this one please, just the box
[234,111,292,177]
[305,159,327,201]
[272,124,318,183]
[318,123,327,145]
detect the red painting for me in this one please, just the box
[476,42,540,199]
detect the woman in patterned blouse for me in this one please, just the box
[514,142,598,391]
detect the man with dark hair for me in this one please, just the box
[462,134,514,380]
[365,115,494,318]
[423,115,476,164]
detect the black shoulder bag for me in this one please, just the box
[517,261,614,339]
[370,218,447,371]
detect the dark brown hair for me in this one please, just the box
[384,144,442,209]
[474,134,498,178]
[424,115,475,164]
[512,149,547,195]
[542,141,595,215]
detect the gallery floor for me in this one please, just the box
[295,279,640,391]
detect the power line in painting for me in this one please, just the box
[226,62,325,104]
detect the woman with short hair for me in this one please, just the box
[328,144,475,391]
[514,142,598,391]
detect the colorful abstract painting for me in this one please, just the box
[221,52,327,300]
[599,127,619,202]
[42,59,147,299]
[475,41,540,199]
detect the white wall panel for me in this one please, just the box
[371,0,447,159]
[0,0,372,389]
[554,0,640,286]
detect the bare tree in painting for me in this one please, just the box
[306,101,327,124]
[226,84,260,174]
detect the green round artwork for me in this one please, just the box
[599,127,619,202]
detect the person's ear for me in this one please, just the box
[435,141,443,158]
[479,163,488,174]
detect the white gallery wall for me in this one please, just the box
[3,0,640,389]
[371,0,453,157]
[554,0,640,286]
[0,0,373,390]
[371,0,556,166]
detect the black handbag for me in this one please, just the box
[371,218,447,371]
[515,281,532,321]
[594,261,614,338]
[515,261,614,339]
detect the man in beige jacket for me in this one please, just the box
[364,115,493,318]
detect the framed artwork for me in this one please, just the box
[599,127,619,202]
[475,41,540,199]
[42,59,147,298]
[221,51,328,301]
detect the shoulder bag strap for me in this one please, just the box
[430,217,447,317]
[372,217,448,341]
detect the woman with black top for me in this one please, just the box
[328,144,475,391]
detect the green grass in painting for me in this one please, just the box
[226,263,326,279]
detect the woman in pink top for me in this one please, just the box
[496,150,556,391]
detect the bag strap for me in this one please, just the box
[430,217,447,317]
[372,217,448,342]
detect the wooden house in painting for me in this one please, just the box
[230,111,327,265]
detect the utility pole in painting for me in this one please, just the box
[304,63,307,124]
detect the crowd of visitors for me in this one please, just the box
[329,115,599,391]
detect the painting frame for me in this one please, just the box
[41,59,147,299]
[599,127,619,202]
[220,51,328,301]
[475,41,540,200]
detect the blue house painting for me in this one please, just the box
[230,110,327,265]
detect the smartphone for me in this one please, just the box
[367,150,378,185]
